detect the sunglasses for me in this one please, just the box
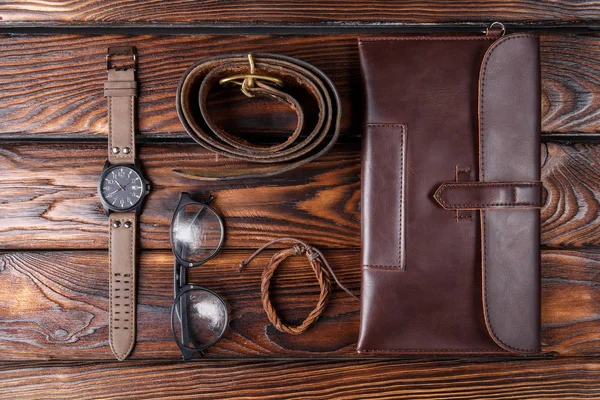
[170,192,228,360]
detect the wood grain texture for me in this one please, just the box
[1,358,600,400]
[0,143,360,249]
[541,143,600,247]
[1,1,599,26]
[1,249,599,360]
[0,34,598,139]
[0,142,597,250]
[0,249,360,360]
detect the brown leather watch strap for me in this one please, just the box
[105,47,137,165]
[175,53,341,181]
[433,181,543,210]
[108,213,137,361]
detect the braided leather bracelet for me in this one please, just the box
[238,238,359,335]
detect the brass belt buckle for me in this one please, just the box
[219,54,284,98]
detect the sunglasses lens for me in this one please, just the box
[172,288,228,352]
[172,203,223,265]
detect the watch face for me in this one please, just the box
[100,165,145,211]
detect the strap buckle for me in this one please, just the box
[219,54,283,98]
[107,46,137,71]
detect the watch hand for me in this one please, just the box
[116,182,126,191]
[108,189,119,196]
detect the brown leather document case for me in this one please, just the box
[358,33,542,354]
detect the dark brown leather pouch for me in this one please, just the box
[358,33,541,354]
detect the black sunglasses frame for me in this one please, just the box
[169,192,228,360]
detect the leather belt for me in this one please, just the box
[175,53,341,181]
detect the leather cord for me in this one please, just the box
[175,53,342,181]
[238,238,359,335]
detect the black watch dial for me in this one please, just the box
[100,165,145,211]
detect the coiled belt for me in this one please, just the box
[175,53,341,181]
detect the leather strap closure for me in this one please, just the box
[108,213,137,361]
[433,181,542,210]
[105,52,137,165]
[175,53,341,181]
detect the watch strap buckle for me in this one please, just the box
[107,46,137,71]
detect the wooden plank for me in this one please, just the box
[0,34,597,139]
[0,142,597,250]
[542,250,600,356]
[0,143,361,249]
[0,1,599,26]
[541,143,600,248]
[0,249,598,360]
[1,358,600,400]
[0,249,360,360]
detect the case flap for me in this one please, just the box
[478,34,541,353]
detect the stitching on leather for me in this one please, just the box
[129,96,134,159]
[109,215,114,357]
[109,216,136,360]
[448,203,538,208]
[398,126,405,269]
[364,123,406,270]
[358,348,506,353]
[109,94,135,160]
[127,216,135,356]
[359,37,496,43]
[436,182,541,208]
[479,35,538,353]
[364,123,405,127]
[108,97,113,155]
[363,265,406,270]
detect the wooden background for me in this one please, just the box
[1,3,600,399]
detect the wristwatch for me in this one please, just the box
[97,46,150,361]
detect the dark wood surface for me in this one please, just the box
[0,34,599,140]
[0,1,599,27]
[0,249,599,360]
[1,358,600,399]
[1,3,600,398]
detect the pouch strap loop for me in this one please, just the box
[433,181,542,210]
